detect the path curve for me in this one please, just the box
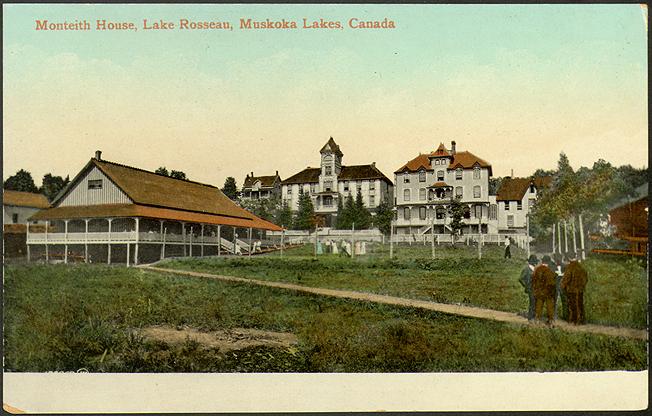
[142,266,648,341]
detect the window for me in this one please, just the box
[12,213,18,224]
[473,167,481,179]
[344,181,349,192]
[434,159,440,165]
[404,175,410,183]
[529,184,536,193]
[88,179,102,189]
[455,186,463,198]
[310,183,316,193]
[403,189,411,201]
[455,168,463,180]
[436,207,446,219]
[369,195,375,206]
[419,206,427,220]
[473,185,481,198]
[463,206,471,219]
[324,196,333,207]
[369,181,375,190]
[517,201,523,210]
[404,207,411,220]
[528,198,535,208]
[324,180,333,192]
[437,170,444,181]
[419,188,426,201]
[287,187,292,195]
[504,201,510,211]
[489,204,497,220]
[419,170,426,182]
[325,165,332,176]
[474,205,482,218]
[507,215,514,227]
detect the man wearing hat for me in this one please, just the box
[531,254,557,325]
[561,252,589,324]
[518,254,538,320]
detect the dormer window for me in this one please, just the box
[434,159,440,165]
[473,166,481,179]
[455,168,463,180]
[437,170,445,181]
[88,179,103,189]
[418,170,426,182]
[404,174,410,183]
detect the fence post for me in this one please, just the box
[389,221,394,259]
[578,214,585,260]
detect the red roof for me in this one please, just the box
[496,176,552,202]
[394,154,433,174]
[447,151,492,174]
[429,181,451,188]
[430,143,450,157]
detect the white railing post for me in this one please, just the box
[64,220,69,264]
[189,226,193,257]
[182,222,187,256]
[249,227,253,258]
[201,224,205,257]
[134,217,139,265]
[45,220,49,263]
[431,209,435,259]
[280,228,284,257]
[217,225,221,256]
[26,221,30,262]
[85,219,89,263]
[160,220,165,260]
[107,218,112,265]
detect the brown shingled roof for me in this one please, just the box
[395,154,433,174]
[430,143,450,157]
[448,151,492,174]
[429,181,451,188]
[281,168,321,185]
[243,174,279,189]
[29,203,282,231]
[320,137,343,157]
[339,164,392,184]
[496,176,552,201]
[3,190,50,208]
[92,159,251,219]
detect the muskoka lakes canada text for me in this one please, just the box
[35,18,396,31]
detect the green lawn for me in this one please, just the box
[3,263,647,372]
[163,243,648,329]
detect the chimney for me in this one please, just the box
[372,162,376,167]
[451,141,456,155]
[250,171,254,178]
[511,169,514,177]
[95,150,102,160]
[275,170,279,176]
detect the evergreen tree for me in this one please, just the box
[354,189,372,229]
[374,198,393,236]
[335,194,346,229]
[4,169,39,193]
[293,190,315,230]
[275,200,293,228]
[155,167,169,176]
[221,177,238,200]
[340,194,355,229]
[40,173,70,202]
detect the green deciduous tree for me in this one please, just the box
[169,170,187,180]
[155,167,169,176]
[40,173,70,202]
[374,198,393,236]
[447,196,465,237]
[4,170,39,193]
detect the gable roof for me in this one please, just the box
[496,176,553,201]
[339,164,392,184]
[448,151,492,175]
[243,174,279,189]
[281,167,321,185]
[3,190,50,209]
[319,137,343,157]
[395,154,433,174]
[430,143,450,157]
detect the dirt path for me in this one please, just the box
[142,266,648,341]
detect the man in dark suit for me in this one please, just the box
[561,252,589,324]
[532,255,557,325]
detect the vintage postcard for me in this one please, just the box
[2,3,648,413]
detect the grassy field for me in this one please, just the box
[163,243,648,329]
[3,262,647,373]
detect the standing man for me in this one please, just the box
[532,255,557,325]
[561,252,588,324]
[504,236,511,259]
[518,254,539,320]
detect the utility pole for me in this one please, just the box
[389,220,394,259]
[525,213,530,258]
[351,222,355,258]
[431,208,435,259]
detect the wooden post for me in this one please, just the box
[126,242,130,267]
[351,222,355,258]
[280,228,284,257]
[314,226,318,258]
[563,220,568,254]
[160,220,165,260]
[571,217,577,254]
[64,220,69,264]
[248,227,252,258]
[26,222,30,262]
[552,224,556,254]
[107,218,112,265]
[134,217,139,265]
[85,219,89,263]
[162,227,167,260]
[201,224,205,257]
[218,227,224,253]
[525,214,530,258]
[233,227,237,255]
[189,226,193,257]
[389,220,394,259]
[182,222,187,256]
[45,220,49,263]
[557,222,562,255]
[478,218,482,260]
[431,209,435,259]
[578,214,586,260]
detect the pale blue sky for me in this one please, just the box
[3,4,647,186]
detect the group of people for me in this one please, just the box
[518,251,588,325]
